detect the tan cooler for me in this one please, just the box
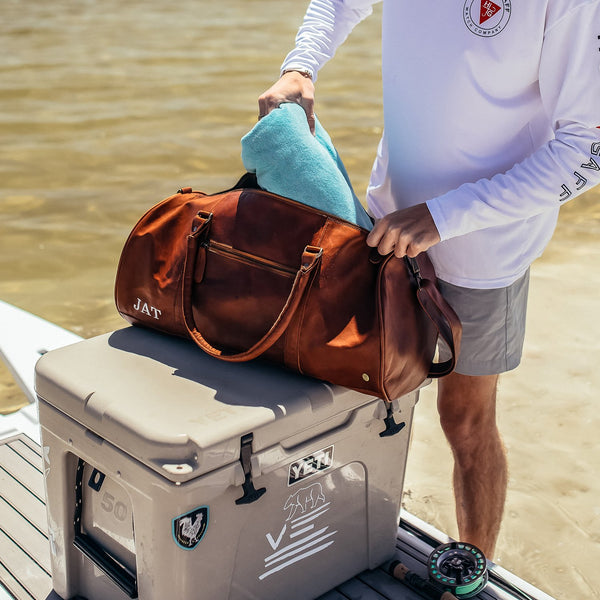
[35,326,418,600]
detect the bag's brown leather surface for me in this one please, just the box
[115,177,461,401]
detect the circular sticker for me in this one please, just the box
[464,0,511,37]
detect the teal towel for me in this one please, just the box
[241,103,373,230]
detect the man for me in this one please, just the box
[258,0,600,557]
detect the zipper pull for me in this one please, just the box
[406,257,423,289]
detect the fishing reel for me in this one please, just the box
[427,542,488,599]
[389,540,488,599]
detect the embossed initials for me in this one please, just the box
[133,297,162,319]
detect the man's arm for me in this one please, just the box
[369,2,600,257]
[258,0,377,132]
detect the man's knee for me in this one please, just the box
[437,372,499,454]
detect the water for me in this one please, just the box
[1,1,599,598]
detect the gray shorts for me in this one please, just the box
[437,269,530,376]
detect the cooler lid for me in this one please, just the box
[35,326,378,482]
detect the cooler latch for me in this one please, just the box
[235,433,267,505]
[380,402,406,438]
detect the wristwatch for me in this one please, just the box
[281,68,314,80]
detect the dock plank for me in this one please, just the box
[357,567,422,600]
[0,562,35,600]
[335,577,390,599]
[11,435,42,456]
[0,498,50,574]
[7,439,43,473]
[0,471,47,535]
[0,446,45,502]
[316,591,352,600]
[0,530,52,600]
[0,435,52,600]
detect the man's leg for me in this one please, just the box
[437,370,507,558]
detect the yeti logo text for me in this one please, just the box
[133,297,162,319]
[288,445,334,485]
[284,482,326,520]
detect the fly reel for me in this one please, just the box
[427,542,488,599]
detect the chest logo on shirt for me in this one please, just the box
[464,0,511,37]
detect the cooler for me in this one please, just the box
[35,326,418,600]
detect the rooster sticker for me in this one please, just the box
[172,506,209,550]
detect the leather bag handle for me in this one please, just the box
[182,211,322,362]
[418,280,462,377]
[405,257,462,377]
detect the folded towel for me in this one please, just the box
[241,103,373,230]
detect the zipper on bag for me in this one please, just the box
[202,240,297,278]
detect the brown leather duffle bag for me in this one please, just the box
[115,175,461,402]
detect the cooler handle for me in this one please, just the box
[74,459,138,599]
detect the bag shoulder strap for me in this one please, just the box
[406,257,462,378]
[417,279,462,377]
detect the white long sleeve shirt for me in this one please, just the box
[281,0,600,288]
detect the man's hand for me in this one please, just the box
[258,71,316,134]
[366,203,441,258]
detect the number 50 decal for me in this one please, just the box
[100,492,128,522]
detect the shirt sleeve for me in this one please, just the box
[427,2,600,241]
[280,0,379,82]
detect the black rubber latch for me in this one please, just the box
[235,433,267,505]
[380,405,406,437]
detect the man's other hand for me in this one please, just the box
[258,71,316,134]
[366,203,441,258]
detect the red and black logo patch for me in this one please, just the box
[464,0,511,37]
